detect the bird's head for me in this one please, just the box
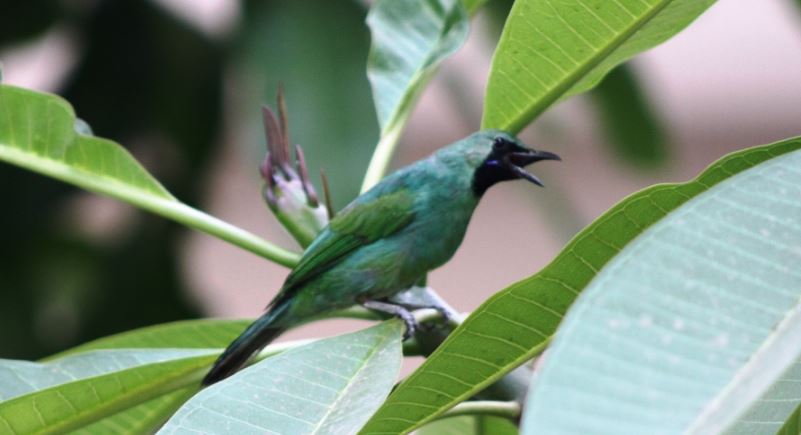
[440,130,560,196]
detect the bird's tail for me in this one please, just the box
[202,303,289,386]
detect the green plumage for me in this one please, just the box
[203,130,557,385]
[278,189,417,303]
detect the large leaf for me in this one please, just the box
[159,321,403,434]
[74,388,196,435]
[42,322,243,432]
[522,148,801,433]
[360,137,801,434]
[35,319,248,433]
[367,0,467,132]
[482,0,716,133]
[0,350,217,434]
[0,349,213,402]
[46,319,250,360]
[362,0,468,190]
[4,323,315,434]
[0,85,299,266]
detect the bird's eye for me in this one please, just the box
[492,137,509,151]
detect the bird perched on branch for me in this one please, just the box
[202,129,559,385]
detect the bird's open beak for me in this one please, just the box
[506,149,560,187]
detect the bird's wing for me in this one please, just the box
[268,187,416,308]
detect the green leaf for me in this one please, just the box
[46,319,250,360]
[0,349,213,402]
[362,0,469,191]
[36,319,247,433]
[418,416,476,435]
[73,388,196,435]
[367,0,467,132]
[478,416,518,435]
[591,64,667,166]
[778,397,801,435]
[482,0,716,133]
[0,350,217,434]
[159,321,403,434]
[0,85,299,266]
[4,328,317,434]
[418,415,518,435]
[522,147,801,434]
[360,137,801,434]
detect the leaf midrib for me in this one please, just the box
[0,143,174,200]
[496,0,673,133]
[0,143,300,267]
[311,329,394,434]
[0,355,215,435]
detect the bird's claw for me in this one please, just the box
[398,309,417,340]
[361,299,419,341]
[430,305,456,325]
[393,302,457,329]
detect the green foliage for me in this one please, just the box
[0,88,170,196]
[0,321,321,433]
[74,388,196,435]
[418,416,477,435]
[418,415,518,435]
[1,0,798,433]
[159,321,403,435]
[45,319,250,360]
[362,0,469,191]
[0,349,213,402]
[482,0,716,133]
[522,147,801,434]
[367,0,467,132]
[0,85,299,267]
[0,350,216,434]
[360,138,801,434]
[28,319,250,433]
[778,401,801,435]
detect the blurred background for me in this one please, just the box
[1,0,800,360]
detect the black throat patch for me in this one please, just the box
[471,153,515,197]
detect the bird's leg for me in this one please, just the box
[387,286,462,327]
[361,300,418,340]
[387,301,456,326]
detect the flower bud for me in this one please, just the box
[259,89,334,248]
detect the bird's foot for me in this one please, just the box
[385,301,457,328]
[361,300,417,340]
[417,304,456,326]
[387,287,461,328]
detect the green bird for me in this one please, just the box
[202,130,559,385]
